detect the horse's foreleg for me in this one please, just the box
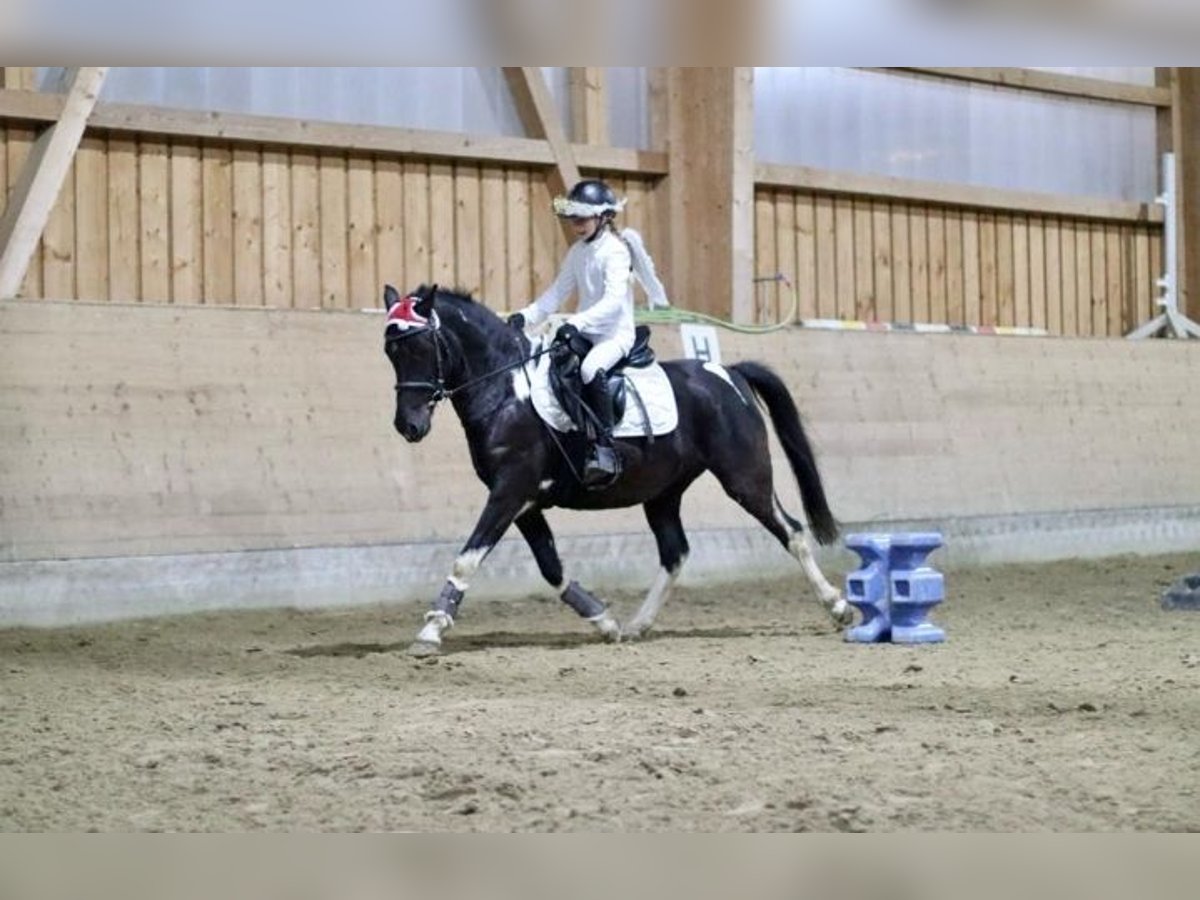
[514,509,621,642]
[409,491,529,656]
[625,491,689,640]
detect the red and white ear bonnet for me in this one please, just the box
[385,296,439,332]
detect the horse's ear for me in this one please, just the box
[414,283,437,318]
[383,284,401,311]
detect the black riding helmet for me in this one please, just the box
[552,179,626,221]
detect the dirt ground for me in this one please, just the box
[2,553,1198,832]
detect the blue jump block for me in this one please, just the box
[889,533,946,644]
[844,531,946,644]
[844,533,893,643]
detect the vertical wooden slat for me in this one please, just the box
[995,214,1015,327]
[261,148,293,308]
[1074,220,1092,336]
[201,143,234,304]
[73,135,108,301]
[139,139,171,302]
[1132,227,1152,332]
[505,168,532,305]
[454,163,483,297]
[169,142,203,303]
[814,194,836,318]
[319,153,348,308]
[962,212,981,326]
[851,199,874,321]
[927,209,947,324]
[1042,219,1061,335]
[754,190,777,323]
[231,146,264,306]
[402,159,430,291]
[833,196,855,319]
[529,174,559,310]
[41,148,76,299]
[1090,223,1107,336]
[109,137,141,301]
[774,191,796,324]
[374,157,404,295]
[428,161,456,288]
[944,208,964,325]
[1060,223,1078,336]
[1027,217,1046,331]
[7,128,42,298]
[1106,226,1124,338]
[978,214,997,327]
[909,207,929,323]
[794,193,817,320]
[480,166,507,306]
[346,155,377,310]
[1012,215,1030,328]
[891,203,912,323]
[290,151,321,307]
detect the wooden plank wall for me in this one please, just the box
[0,122,666,313]
[754,188,1164,337]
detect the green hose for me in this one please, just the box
[635,274,799,334]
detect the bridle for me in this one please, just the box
[387,318,561,410]
[388,324,449,407]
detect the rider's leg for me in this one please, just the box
[580,342,626,488]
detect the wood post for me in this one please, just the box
[666,67,755,322]
[1173,68,1200,320]
[0,67,108,299]
[568,68,608,146]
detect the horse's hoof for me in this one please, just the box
[407,640,441,658]
[830,603,855,627]
[622,621,649,641]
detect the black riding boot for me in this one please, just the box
[581,371,621,490]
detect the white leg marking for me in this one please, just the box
[625,558,685,639]
[450,547,487,590]
[785,526,853,626]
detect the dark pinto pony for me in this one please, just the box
[384,284,853,655]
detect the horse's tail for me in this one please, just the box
[731,361,839,546]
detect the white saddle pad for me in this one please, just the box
[524,339,679,437]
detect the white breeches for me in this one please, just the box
[581,338,629,384]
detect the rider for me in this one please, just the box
[507,178,670,489]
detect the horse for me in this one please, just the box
[383,283,854,655]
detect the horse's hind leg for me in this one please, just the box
[715,467,852,627]
[514,509,620,642]
[624,490,690,640]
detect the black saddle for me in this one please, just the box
[548,325,656,436]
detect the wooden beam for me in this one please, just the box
[0,67,107,299]
[1173,68,1200,320]
[568,67,609,146]
[756,162,1163,225]
[862,67,1173,108]
[668,68,756,323]
[0,88,669,176]
[503,67,582,243]
[647,68,669,153]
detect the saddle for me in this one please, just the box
[548,325,656,439]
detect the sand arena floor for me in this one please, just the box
[2,553,1198,831]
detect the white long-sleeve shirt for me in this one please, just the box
[519,228,668,348]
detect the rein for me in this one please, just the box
[389,325,560,405]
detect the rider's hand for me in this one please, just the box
[506,312,526,331]
[554,322,579,346]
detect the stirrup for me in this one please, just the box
[582,445,621,490]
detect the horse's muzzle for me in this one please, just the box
[395,419,430,443]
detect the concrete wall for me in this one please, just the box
[2,300,1198,624]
